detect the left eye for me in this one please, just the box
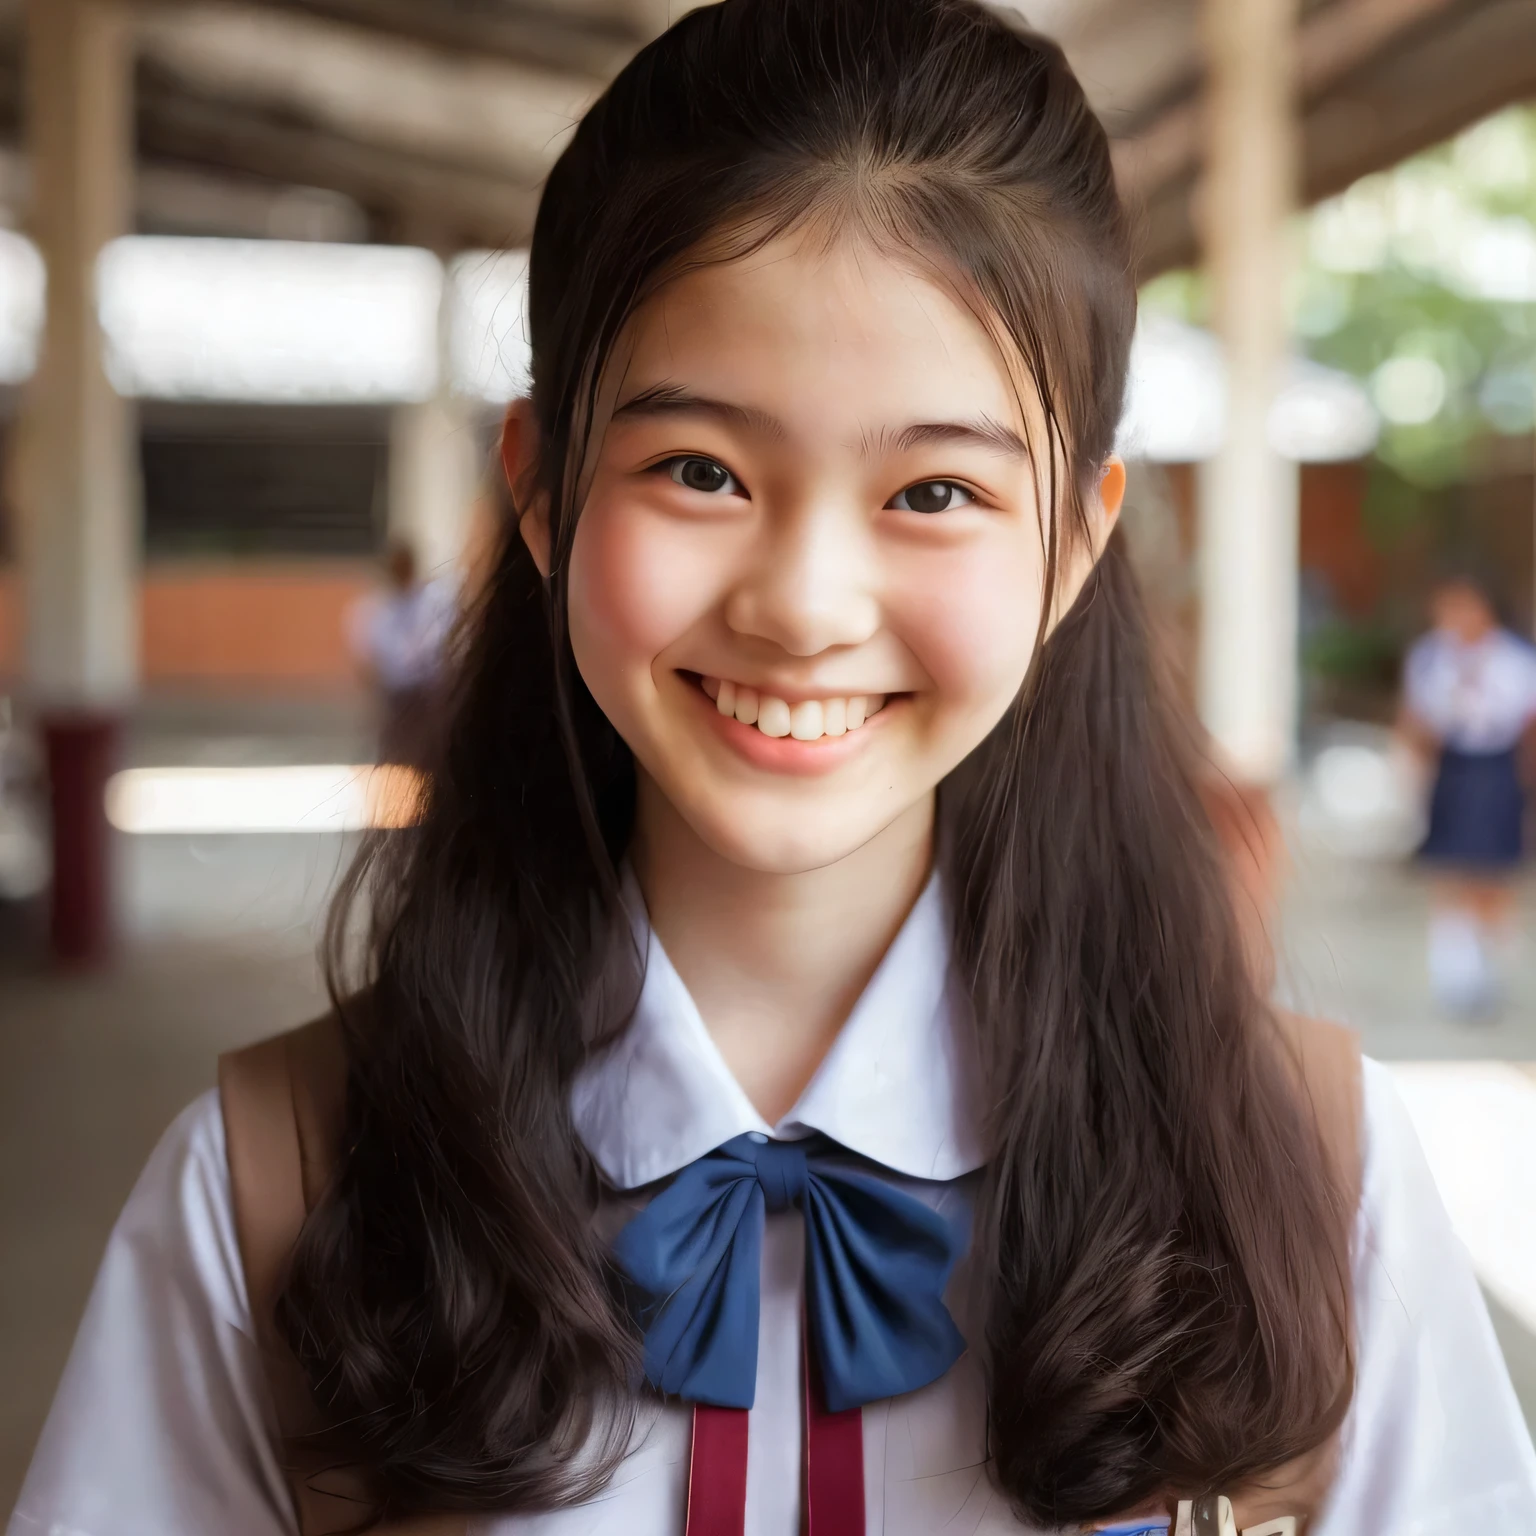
[666,456,742,495]
[889,481,975,514]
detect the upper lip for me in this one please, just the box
[686,671,901,705]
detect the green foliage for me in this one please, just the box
[1301,105,1536,487]
[1139,268,1208,327]
[1302,616,1403,685]
[1360,460,1434,550]
[1143,105,1536,496]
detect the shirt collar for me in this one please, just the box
[571,872,986,1190]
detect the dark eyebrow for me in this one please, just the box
[612,383,787,441]
[885,417,1031,460]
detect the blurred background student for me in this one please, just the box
[347,539,457,769]
[1400,575,1536,1018]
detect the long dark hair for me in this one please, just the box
[281,0,1353,1524]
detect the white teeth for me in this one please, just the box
[757,696,793,737]
[700,677,891,742]
[789,700,824,740]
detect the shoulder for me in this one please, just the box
[101,1088,252,1330]
[1492,628,1536,676]
[1353,1057,1462,1235]
[1323,1059,1536,1527]
[142,1087,232,1211]
[1405,630,1443,670]
[1348,1056,1484,1301]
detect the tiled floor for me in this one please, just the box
[0,924,331,1505]
[1282,837,1536,1059]
[4,708,1536,1509]
[1,694,367,1505]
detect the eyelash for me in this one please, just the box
[653,456,982,514]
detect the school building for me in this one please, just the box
[1,0,1535,967]
[6,0,1536,1511]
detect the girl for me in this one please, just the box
[1400,574,1536,1017]
[13,3,1536,1534]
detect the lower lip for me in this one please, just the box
[688,681,898,777]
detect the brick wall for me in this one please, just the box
[0,563,376,688]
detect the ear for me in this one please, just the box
[500,398,551,576]
[1046,456,1129,628]
[1096,456,1126,552]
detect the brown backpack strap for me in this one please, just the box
[220,1016,466,1536]
[1274,1010,1365,1217]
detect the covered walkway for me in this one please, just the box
[6,0,1536,1511]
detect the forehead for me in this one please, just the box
[618,231,1029,437]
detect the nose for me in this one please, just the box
[724,500,880,657]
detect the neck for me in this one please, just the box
[630,776,934,1123]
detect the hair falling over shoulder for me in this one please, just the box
[279,0,1355,1524]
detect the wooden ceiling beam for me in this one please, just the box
[222,0,644,80]
[1302,0,1536,203]
[1113,0,1479,213]
[135,4,600,192]
[135,65,541,250]
[1123,0,1536,277]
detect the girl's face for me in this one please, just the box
[529,232,1122,875]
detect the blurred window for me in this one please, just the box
[99,237,442,404]
[139,405,387,559]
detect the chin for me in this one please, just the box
[685,797,896,876]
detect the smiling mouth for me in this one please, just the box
[695,675,891,742]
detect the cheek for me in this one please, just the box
[895,538,1044,711]
[568,493,724,685]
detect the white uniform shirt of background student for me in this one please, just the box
[13,1,1536,1533]
[1404,622,1536,757]
[1401,580,1536,1016]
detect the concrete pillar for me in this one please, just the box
[15,0,138,962]
[1197,0,1301,783]
[387,259,480,579]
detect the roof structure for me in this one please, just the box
[0,0,1532,271]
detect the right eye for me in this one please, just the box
[665,456,742,495]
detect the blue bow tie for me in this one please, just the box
[612,1133,967,1413]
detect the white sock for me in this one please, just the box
[1428,911,1499,1016]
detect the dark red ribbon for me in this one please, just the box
[684,1352,865,1536]
[685,1405,750,1536]
[804,1370,865,1534]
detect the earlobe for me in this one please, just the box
[501,398,552,577]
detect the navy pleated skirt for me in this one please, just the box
[1419,747,1525,870]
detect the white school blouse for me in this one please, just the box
[1403,627,1536,755]
[12,879,1536,1536]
